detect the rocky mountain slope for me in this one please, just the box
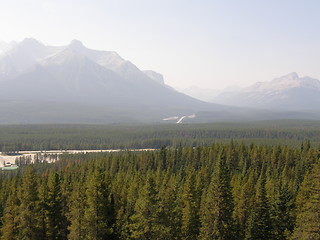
[212,73,320,110]
[1,39,319,123]
[0,38,224,123]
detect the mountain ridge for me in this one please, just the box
[1,38,320,123]
[210,72,320,111]
[0,38,228,123]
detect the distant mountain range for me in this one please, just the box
[0,38,203,107]
[211,73,320,111]
[0,38,226,123]
[0,38,320,124]
[178,72,320,112]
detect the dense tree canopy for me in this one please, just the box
[0,141,319,239]
[1,121,320,153]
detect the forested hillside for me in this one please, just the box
[0,141,319,239]
[2,120,320,152]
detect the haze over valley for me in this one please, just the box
[0,38,218,123]
[1,2,320,239]
[0,38,320,124]
[179,72,320,111]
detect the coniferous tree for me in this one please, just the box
[17,165,42,240]
[0,177,3,229]
[129,175,160,240]
[271,183,295,240]
[1,179,20,240]
[67,181,87,240]
[159,146,167,170]
[180,171,199,240]
[291,162,320,240]
[46,171,65,240]
[0,141,319,240]
[199,152,235,240]
[157,173,180,239]
[83,167,114,240]
[245,170,273,240]
[233,171,256,239]
[114,173,138,239]
[38,176,49,239]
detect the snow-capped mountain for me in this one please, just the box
[1,38,319,124]
[0,38,168,88]
[0,38,62,79]
[212,73,320,110]
[0,38,226,123]
[244,72,320,92]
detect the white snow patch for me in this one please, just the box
[177,116,186,123]
[163,116,179,121]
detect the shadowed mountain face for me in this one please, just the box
[0,38,228,123]
[1,39,320,124]
[0,39,204,107]
[212,73,320,111]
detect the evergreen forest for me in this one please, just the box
[2,120,320,152]
[1,140,320,239]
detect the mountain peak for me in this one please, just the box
[69,40,85,50]
[212,72,320,111]
[19,38,44,48]
[279,72,299,80]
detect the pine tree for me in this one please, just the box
[159,146,167,170]
[1,179,20,240]
[199,152,235,240]
[157,174,180,239]
[129,175,160,240]
[245,170,273,240]
[180,171,199,240]
[67,181,87,240]
[83,167,115,240]
[271,183,295,240]
[46,171,65,240]
[38,176,49,239]
[0,177,3,229]
[17,165,42,240]
[233,171,256,239]
[291,162,320,240]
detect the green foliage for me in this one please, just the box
[1,120,320,152]
[200,151,235,240]
[1,178,20,240]
[181,172,199,240]
[67,181,86,240]
[0,141,319,239]
[83,167,115,240]
[17,166,42,240]
[270,183,295,240]
[129,175,161,239]
[245,171,273,240]
[46,171,65,240]
[291,161,320,240]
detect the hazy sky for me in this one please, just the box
[1,0,319,89]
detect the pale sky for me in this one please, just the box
[0,0,319,89]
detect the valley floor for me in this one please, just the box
[0,148,155,167]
